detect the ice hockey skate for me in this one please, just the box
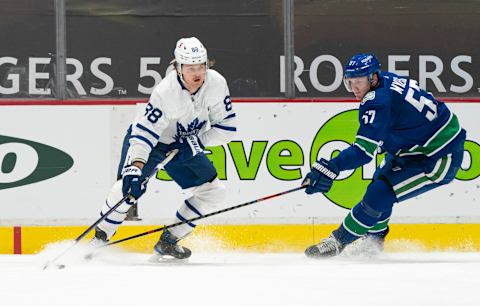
[149,229,192,263]
[89,227,109,247]
[348,226,390,257]
[367,226,390,251]
[85,227,110,261]
[305,234,345,258]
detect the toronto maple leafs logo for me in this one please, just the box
[175,118,206,141]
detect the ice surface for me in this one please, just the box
[1,242,479,306]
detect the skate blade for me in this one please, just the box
[148,254,189,264]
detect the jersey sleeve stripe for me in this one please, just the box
[354,136,378,157]
[212,124,237,132]
[135,123,160,139]
[353,143,374,159]
[130,135,154,149]
[224,113,236,120]
[356,135,379,145]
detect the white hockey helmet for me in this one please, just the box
[174,37,208,66]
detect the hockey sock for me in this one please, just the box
[367,210,392,235]
[168,198,202,240]
[333,179,397,245]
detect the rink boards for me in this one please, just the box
[0,98,479,253]
[1,223,480,254]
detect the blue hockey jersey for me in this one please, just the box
[331,72,463,171]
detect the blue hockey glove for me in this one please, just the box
[303,158,339,195]
[121,165,146,199]
[168,135,205,162]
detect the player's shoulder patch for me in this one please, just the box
[361,91,376,105]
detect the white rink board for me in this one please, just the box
[0,102,479,224]
[0,106,120,221]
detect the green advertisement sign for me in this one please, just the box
[0,135,74,190]
[156,110,480,209]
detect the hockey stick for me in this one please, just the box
[99,185,307,249]
[42,149,178,269]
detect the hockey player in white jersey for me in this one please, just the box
[91,37,236,260]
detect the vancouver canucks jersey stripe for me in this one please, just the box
[393,154,452,198]
[354,135,379,158]
[398,113,461,157]
[343,210,372,236]
[368,217,390,233]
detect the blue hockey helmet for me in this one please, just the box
[343,53,381,91]
[344,53,381,78]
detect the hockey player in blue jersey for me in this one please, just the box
[90,37,236,260]
[302,53,466,258]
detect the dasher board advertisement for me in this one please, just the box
[0,100,479,224]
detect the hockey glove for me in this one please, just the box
[303,158,339,194]
[168,135,205,162]
[121,165,146,199]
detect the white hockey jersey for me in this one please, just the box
[128,69,236,163]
